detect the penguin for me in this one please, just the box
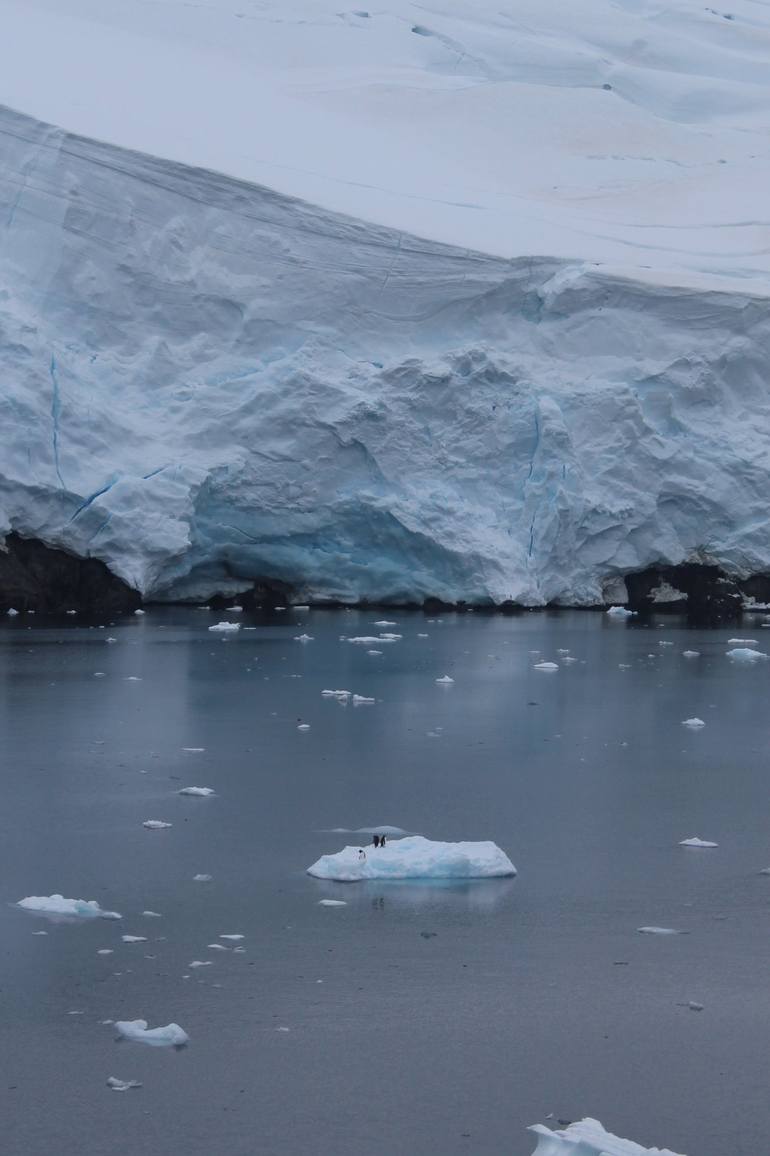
[358,848,366,862]
[372,834,380,848]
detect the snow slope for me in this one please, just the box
[1,0,769,282]
[1,102,770,605]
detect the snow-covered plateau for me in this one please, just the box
[1,1,770,607]
[307,835,516,880]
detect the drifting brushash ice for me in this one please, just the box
[307,835,516,882]
[16,895,121,920]
[528,1117,686,1155]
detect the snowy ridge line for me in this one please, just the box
[2,103,770,606]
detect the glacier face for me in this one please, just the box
[1,104,770,605]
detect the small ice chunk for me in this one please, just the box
[417,633,429,638]
[556,649,570,655]
[17,895,122,920]
[208,622,241,633]
[142,911,162,918]
[679,837,718,848]
[435,674,454,684]
[367,649,382,655]
[178,787,215,797]
[114,1020,189,1047]
[308,835,516,881]
[687,1001,704,1012]
[528,1117,684,1155]
[189,960,212,968]
[352,694,375,703]
[728,638,758,645]
[322,689,351,698]
[208,943,229,950]
[658,641,673,647]
[121,935,148,943]
[318,899,348,907]
[97,949,114,955]
[562,656,578,665]
[293,605,310,610]
[347,635,400,644]
[637,926,687,935]
[297,723,311,730]
[143,820,172,829]
[219,934,245,940]
[682,650,700,658]
[681,718,705,728]
[533,662,558,671]
[134,609,145,617]
[294,634,314,642]
[373,620,397,626]
[229,605,243,612]
[379,633,402,641]
[32,930,48,935]
[93,671,106,677]
[193,873,212,882]
[7,607,19,616]
[107,1076,142,1091]
[606,606,636,618]
[726,647,768,662]
[125,676,142,681]
[182,747,205,752]
[66,610,77,615]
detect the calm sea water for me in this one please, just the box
[1,607,769,1155]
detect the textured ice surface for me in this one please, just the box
[529,1117,685,1155]
[17,895,121,920]
[307,835,516,881]
[114,1020,189,1047]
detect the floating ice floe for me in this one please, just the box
[417,633,429,638]
[533,662,558,671]
[121,935,147,943]
[189,960,212,968]
[134,609,145,617]
[107,1076,142,1092]
[178,787,215,797]
[182,747,205,752]
[556,649,570,655]
[97,949,113,955]
[208,622,240,633]
[125,676,142,681]
[297,723,311,730]
[94,671,106,677]
[208,943,229,950]
[293,605,309,610]
[606,606,636,618]
[142,911,161,917]
[760,867,770,875]
[294,634,314,642]
[682,650,700,658]
[528,1116,685,1155]
[193,873,212,881]
[435,675,454,684]
[307,835,516,882]
[637,926,688,935]
[143,820,172,829]
[7,607,18,616]
[679,837,718,848]
[681,718,705,728]
[352,694,375,704]
[367,649,382,655]
[373,620,397,627]
[726,647,768,662]
[114,1020,189,1047]
[17,895,122,920]
[727,638,758,645]
[220,934,244,940]
[322,689,351,698]
[658,641,673,647]
[318,900,347,907]
[562,656,578,665]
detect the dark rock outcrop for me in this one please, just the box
[0,534,140,615]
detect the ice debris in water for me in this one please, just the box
[143,819,172,829]
[637,926,688,935]
[121,935,147,943]
[367,649,382,655]
[178,786,215,797]
[134,609,145,616]
[294,634,314,642]
[17,895,122,920]
[308,835,516,881]
[726,647,768,662]
[347,635,400,644]
[318,899,347,906]
[682,650,700,658]
[528,1116,685,1155]
[219,934,244,940]
[679,837,718,848]
[182,747,205,752]
[189,960,212,968]
[373,620,397,627]
[322,689,351,698]
[435,674,454,684]
[681,718,705,728]
[114,1020,189,1047]
[606,606,636,618]
[7,607,18,616]
[728,638,758,645]
[297,723,311,730]
[107,1076,142,1092]
[352,694,375,704]
[98,949,114,955]
[534,662,558,671]
[193,873,212,882]
[208,621,240,633]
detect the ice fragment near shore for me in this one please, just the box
[17,895,121,920]
[114,1019,189,1047]
[528,1116,685,1155]
[307,835,516,881]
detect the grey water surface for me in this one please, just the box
[1,607,769,1155]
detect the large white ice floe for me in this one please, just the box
[114,1020,189,1047]
[3,1,770,606]
[307,835,516,882]
[726,648,768,662]
[528,1116,686,1155]
[16,895,121,920]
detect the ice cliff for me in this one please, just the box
[1,2,770,606]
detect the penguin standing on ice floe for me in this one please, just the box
[372,835,380,848]
[358,848,366,862]
[380,834,387,848]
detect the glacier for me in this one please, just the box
[1,2,770,606]
[306,835,516,881]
